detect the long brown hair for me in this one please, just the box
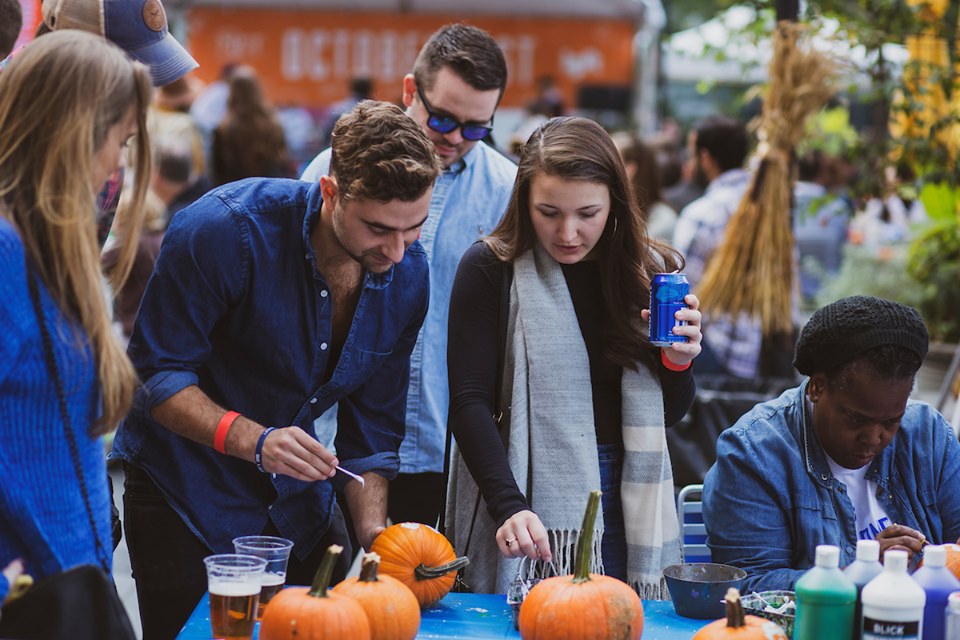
[0,31,153,434]
[485,117,683,369]
[213,65,289,185]
[615,133,665,217]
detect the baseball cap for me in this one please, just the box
[41,0,198,87]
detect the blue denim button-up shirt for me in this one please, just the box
[703,381,960,592]
[302,142,516,473]
[111,178,429,559]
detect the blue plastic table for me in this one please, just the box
[177,591,707,639]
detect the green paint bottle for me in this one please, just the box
[795,544,858,640]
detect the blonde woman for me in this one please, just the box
[0,30,151,605]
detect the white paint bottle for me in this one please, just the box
[861,550,926,639]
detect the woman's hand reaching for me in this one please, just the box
[496,510,553,562]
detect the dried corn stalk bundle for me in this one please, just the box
[696,22,837,336]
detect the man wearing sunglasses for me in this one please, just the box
[302,23,516,534]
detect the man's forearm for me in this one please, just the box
[150,385,264,461]
[344,472,389,551]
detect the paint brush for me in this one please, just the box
[336,465,365,486]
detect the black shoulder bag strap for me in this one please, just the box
[440,260,513,553]
[26,272,111,574]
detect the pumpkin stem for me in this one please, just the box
[724,588,746,628]
[307,544,343,598]
[573,490,602,584]
[359,552,381,583]
[413,556,470,580]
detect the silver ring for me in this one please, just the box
[505,538,516,547]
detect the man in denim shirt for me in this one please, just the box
[302,24,517,528]
[704,296,960,593]
[112,101,442,639]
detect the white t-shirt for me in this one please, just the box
[826,455,891,540]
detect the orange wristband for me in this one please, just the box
[213,411,240,454]
[661,350,692,372]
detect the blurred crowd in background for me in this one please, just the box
[100,60,932,341]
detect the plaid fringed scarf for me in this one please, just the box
[447,245,681,597]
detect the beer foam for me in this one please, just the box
[208,581,260,597]
[261,573,285,587]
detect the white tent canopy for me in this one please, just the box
[664,6,908,85]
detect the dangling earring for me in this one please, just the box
[611,216,619,237]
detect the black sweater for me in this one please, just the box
[447,243,695,527]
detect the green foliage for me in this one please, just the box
[907,219,960,342]
[695,79,717,95]
[668,1,960,339]
[797,107,860,158]
[919,182,958,222]
[817,244,926,312]
[674,0,958,198]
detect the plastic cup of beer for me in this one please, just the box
[204,554,267,640]
[232,535,294,620]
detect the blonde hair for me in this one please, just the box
[0,31,153,434]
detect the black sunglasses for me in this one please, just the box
[416,83,494,142]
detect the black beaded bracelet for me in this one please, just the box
[255,427,276,473]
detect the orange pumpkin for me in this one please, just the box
[370,522,469,608]
[943,543,960,580]
[259,544,371,640]
[692,588,788,640]
[518,491,644,639]
[332,552,421,640]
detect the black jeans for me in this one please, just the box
[336,471,445,563]
[388,471,446,526]
[122,463,350,640]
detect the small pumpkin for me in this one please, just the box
[919,543,960,576]
[332,552,421,640]
[692,588,788,640]
[943,543,960,580]
[518,491,644,639]
[370,522,469,608]
[259,544,371,640]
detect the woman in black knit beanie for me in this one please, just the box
[702,295,960,593]
[793,294,929,384]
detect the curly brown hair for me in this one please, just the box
[330,100,442,203]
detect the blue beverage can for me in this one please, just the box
[650,273,690,347]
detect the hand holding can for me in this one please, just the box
[649,273,690,347]
[646,274,703,368]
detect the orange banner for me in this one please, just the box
[186,9,637,109]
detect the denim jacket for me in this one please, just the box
[111,178,429,559]
[302,143,516,473]
[703,381,960,592]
